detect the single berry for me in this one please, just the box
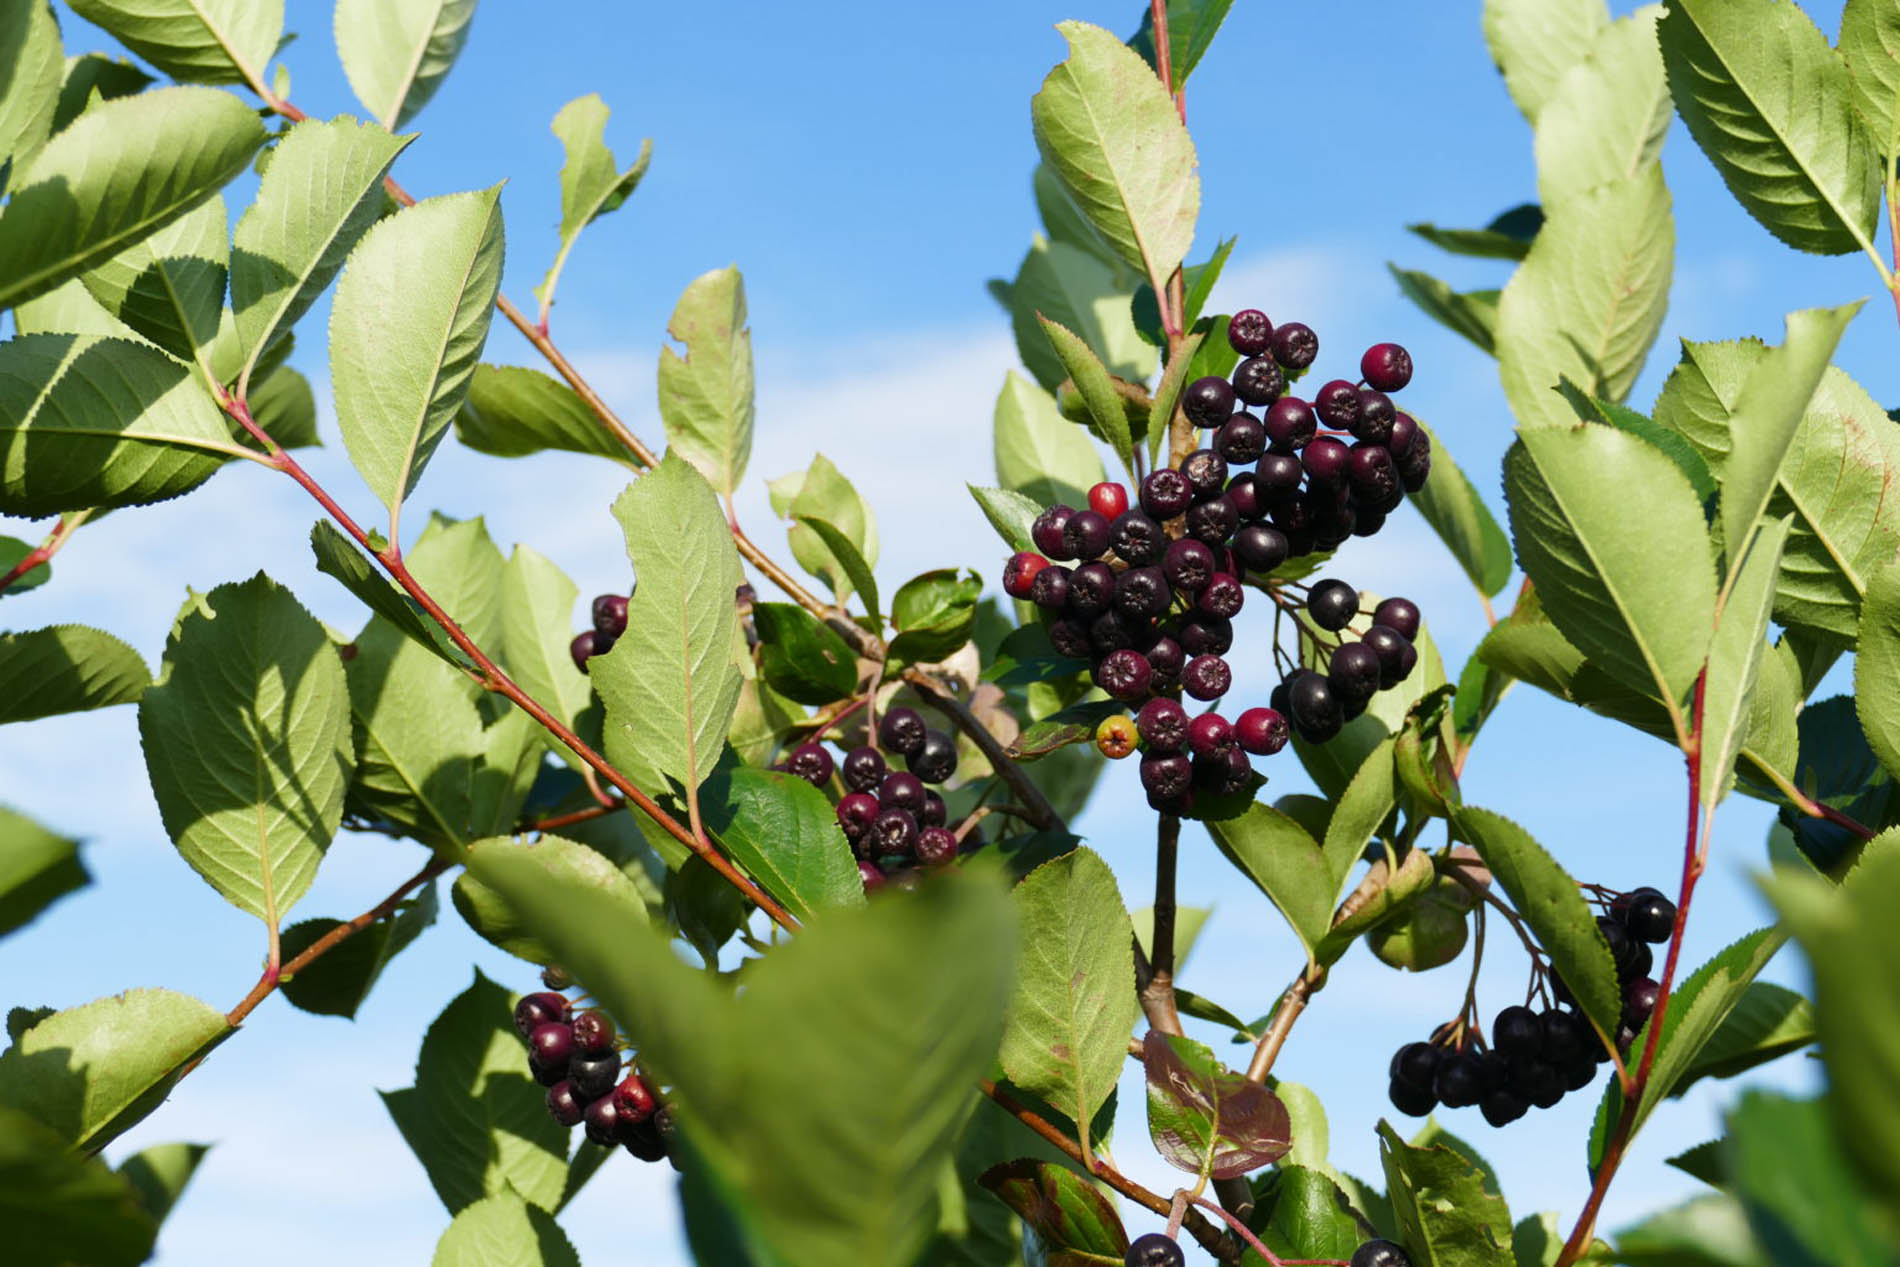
[530,1022,576,1069]
[1197,573,1245,619]
[1562,1056,1599,1092]
[1314,378,1360,429]
[1228,309,1274,356]
[1067,562,1116,616]
[1307,579,1360,631]
[1089,610,1145,654]
[783,741,835,787]
[841,746,887,793]
[1180,449,1229,497]
[1140,468,1194,519]
[1353,506,1389,538]
[915,825,959,865]
[1264,396,1317,451]
[582,1093,622,1147]
[1096,649,1154,702]
[1186,711,1233,757]
[1032,505,1076,559]
[878,771,927,814]
[612,1075,657,1124]
[1596,916,1633,970]
[1139,751,1193,801]
[570,630,610,673]
[1232,355,1286,406]
[1387,411,1419,461]
[592,593,630,637]
[1348,443,1399,503]
[1136,697,1190,750]
[1398,427,1434,491]
[836,792,880,842]
[623,1114,667,1162]
[1388,1076,1436,1117]
[1030,564,1072,611]
[1088,481,1129,520]
[911,730,958,783]
[1225,472,1265,520]
[1235,707,1289,755]
[1623,977,1660,1030]
[879,707,927,758]
[857,858,886,891]
[1094,713,1139,759]
[1541,1008,1591,1064]
[570,1052,620,1100]
[1145,636,1185,686]
[1046,616,1092,659]
[1519,1059,1566,1109]
[1184,495,1238,545]
[540,965,572,991]
[1328,642,1382,703]
[1626,893,1676,943]
[1480,1087,1529,1127]
[1285,669,1343,742]
[1164,538,1217,591]
[1492,1005,1543,1060]
[529,1054,566,1087]
[1351,1239,1413,1267]
[1126,1231,1186,1267]
[1183,654,1232,701]
[1434,1053,1484,1108]
[515,992,570,1040]
[1390,1040,1442,1089]
[1216,412,1267,463]
[1354,390,1396,446]
[920,790,947,829]
[1002,551,1048,600]
[1182,375,1237,427]
[1302,435,1350,486]
[1361,342,1414,392]
[1110,511,1165,567]
[1114,567,1172,620]
[1372,597,1420,641]
[1178,615,1233,657]
[1270,321,1318,370]
[571,1009,616,1056]
[546,1080,586,1127]
[1232,523,1290,574]
[1063,509,1112,560]
[870,808,919,857]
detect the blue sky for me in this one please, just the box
[0,0,1881,1262]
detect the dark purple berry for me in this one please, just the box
[1194,744,1252,794]
[1328,642,1382,703]
[1302,435,1350,486]
[1227,309,1273,356]
[529,1054,566,1087]
[515,992,570,1040]
[1139,751,1193,800]
[1114,567,1171,619]
[1626,893,1676,943]
[836,792,880,842]
[1030,564,1072,611]
[1110,511,1165,566]
[1197,573,1245,619]
[871,808,919,856]
[570,1051,619,1100]
[530,1022,576,1068]
[1522,1060,1567,1109]
[1232,523,1290,574]
[1372,597,1420,641]
[623,1114,667,1162]
[570,630,610,673]
[1136,697,1190,750]
[1389,1076,1436,1117]
[857,858,886,891]
[1284,669,1342,742]
[1314,378,1360,429]
[1562,1056,1599,1092]
[784,742,834,787]
[1182,375,1237,427]
[1180,449,1228,498]
[1353,507,1390,537]
[1062,509,1111,560]
[1046,616,1092,659]
[1032,505,1076,559]
[1232,355,1286,406]
[1353,389,1396,444]
[1542,1008,1591,1064]
[1351,1240,1412,1267]
[571,1009,616,1056]
[1270,321,1318,370]
[920,790,946,829]
[841,746,886,793]
[1624,978,1660,1030]
[1264,396,1316,451]
[911,730,958,783]
[1216,412,1267,463]
[1434,1052,1484,1108]
[1184,494,1238,545]
[1361,342,1413,392]
[1349,442,1398,500]
[879,771,926,814]
[915,826,958,866]
[1235,707,1288,755]
[1224,472,1264,520]
[1480,1087,1528,1127]
[1493,1005,1543,1059]
[1163,538,1216,591]
[879,707,927,758]
[1145,636,1185,685]
[1096,648,1154,701]
[592,594,630,637]
[1255,452,1304,498]
[1140,468,1193,519]
[1186,711,1232,757]
[1178,616,1233,657]
[1182,654,1231,701]
[547,1080,586,1127]
[612,1075,657,1124]
[1067,562,1116,616]
[1394,640,1418,683]
[1398,427,1433,491]
[1307,579,1360,631]
[1126,1231,1187,1267]
[583,1093,622,1147]
[1089,609,1145,654]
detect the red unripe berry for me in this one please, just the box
[1235,707,1289,755]
[1003,551,1049,599]
[612,1075,657,1124]
[1088,481,1130,520]
[1361,342,1414,392]
[1186,711,1232,756]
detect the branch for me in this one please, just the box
[1139,813,1186,1035]
[901,667,1066,834]
[519,800,626,835]
[0,510,89,595]
[1244,971,1316,1084]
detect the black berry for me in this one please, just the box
[1126,1231,1186,1267]
[591,593,629,637]
[570,1052,619,1100]
[878,771,926,814]
[1032,505,1076,559]
[623,1114,667,1162]
[1067,562,1116,615]
[1232,523,1289,573]
[1114,567,1171,619]
[1227,309,1273,356]
[1361,342,1413,392]
[1480,1087,1528,1127]
[1387,411,1418,461]
[1626,893,1676,943]
[1182,654,1231,701]
[1492,1006,1543,1060]
[1389,1076,1436,1116]
[546,1080,585,1127]
[1139,752,1193,801]
[530,1022,575,1069]
[870,808,919,856]
[836,792,879,842]
[1232,355,1286,406]
[582,1093,622,1147]
[1182,375,1237,427]
[1140,468,1193,519]
[1178,615,1233,656]
[920,790,947,829]
[1390,1040,1441,1089]
[879,707,927,758]
[911,730,958,783]
[1046,616,1092,658]
[1063,509,1112,560]
[1372,597,1420,641]
[1136,697,1190,750]
[1434,1052,1484,1108]
[1096,649,1153,701]
[1030,564,1071,611]
[1110,511,1165,566]
[515,992,570,1039]
[1270,321,1318,370]
[1328,641,1382,703]
[1180,449,1228,498]
[1307,579,1360,631]
[1353,389,1396,444]
[570,630,611,673]
[841,746,887,792]
[1215,412,1267,463]
[1285,669,1343,742]
[1302,435,1350,486]
[783,742,834,787]
[1264,396,1316,451]
[1314,378,1360,429]
[1184,495,1238,545]
[1164,538,1216,591]
[1351,1240,1412,1267]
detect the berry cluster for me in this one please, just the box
[513,988,672,1164]
[1001,311,1432,813]
[775,705,971,891]
[1387,885,1677,1128]
[1352,1242,1413,1267]
[569,591,632,673]
[1122,1232,1411,1265]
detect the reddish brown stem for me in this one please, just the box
[1187,1194,1347,1267]
[522,800,626,835]
[0,511,85,594]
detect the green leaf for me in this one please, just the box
[1701,517,1790,809]
[1532,6,1670,206]
[0,624,150,725]
[331,186,505,530]
[334,0,476,130]
[50,53,151,134]
[1760,838,1900,1208]
[1366,880,1472,974]
[1205,802,1332,962]
[1388,267,1500,356]
[658,265,753,498]
[498,544,592,736]
[1495,163,1673,431]
[1377,1120,1514,1266]
[1127,0,1234,88]
[1665,1141,1728,1190]
[890,568,982,664]
[1146,324,1206,467]
[698,766,866,922]
[0,1105,156,1267]
[978,1159,1128,1260]
[0,535,51,596]
[0,86,267,310]
[0,805,87,936]
[1256,1164,1367,1262]
[1322,734,1397,883]
[593,455,744,799]
[1037,314,1133,473]
[0,0,62,175]
[1839,0,1900,155]
[78,189,226,366]
[464,848,1015,1267]
[1558,385,1718,504]
[138,575,352,925]
[1408,417,1513,598]
[993,371,1106,512]
[455,835,647,967]
[1725,1091,1889,1267]
[1503,423,1717,735]
[310,519,472,669]
[0,988,233,1153]
[796,514,881,626]
[278,881,437,1019]
[1142,1031,1290,1179]
[0,333,255,517]
[1007,237,1156,393]
[1855,550,1900,782]
[231,116,412,385]
[344,613,485,848]
[1000,848,1138,1160]
[1452,807,1621,1043]
[247,363,320,450]
[117,1140,208,1228]
[1031,20,1199,288]
[1510,1213,1563,1267]
[1482,0,1608,124]
[968,484,1043,554]
[771,453,879,608]
[1406,205,1543,260]
[1613,1193,1766,1266]
[454,363,632,464]
[536,93,650,313]
[753,602,856,705]
[381,970,570,1214]
[1660,0,1881,256]
[431,1190,583,1267]
[67,0,280,86]
[1669,982,1814,1096]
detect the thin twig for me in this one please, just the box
[1140,813,1186,1035]
[0,510,89,595]
[1187,1194,1348,1267]
[1244,972,1316,1084]
[520,800,626,835]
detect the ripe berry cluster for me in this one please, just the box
[1352,1241,1413,1267]
[1122,1231,1411,1265]
[1000,311,1432,813]
[513,989,672,1164]
[569,591,632,672]
[775,705,970,891]
[1591,884,1675,1050]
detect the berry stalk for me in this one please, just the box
[0,508,89,596]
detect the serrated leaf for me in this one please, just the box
[968,484,1043,554]
[1257,1164,1366,1262]
[117,1140,208,1228]
[247,363,319,451]
[592,455,743,799]
[0,333,255,517]
[232,116,413,385]
[1205,802,1331,962]
[431,1190,582,1267]
[1839,0,1900,155]
[1322,734,1397,883]
[1669,982,1814,1096]
[1143,1031,1290,1180]
[1503,424,1717,736]
[454,363,632,464]
[698,766,865,922]
[77,188,226,367]
[0,805,87,935]
[773,454,879,609]
[1408,418,1512,598]
[890,568,982,664]
[0,623,150,724]
[1406,205,1542,260]
[1388,267,1500,356]
[993,371,1106,513]
[310,519,472,670]
[1533,6,1670,205]
[335,0,476,130]
[498,544,592,734]
[0,86,266,311]
[1453,806,1622,1042]
[537,93,650,312]
[1726,1091,1889,1267]
[279,881,437,1019]
[1031,20,1199,289]
[1558,385,1718,504]
[1037,315,1132,473]
[454,836,646,967]
[383,971,569,1214]
[1377,1120,1514,1266]
[978,1159,1128,1259]
[0,1105,156,1267]
[1482,0,1608,124]
[1855,551,1900,783]
[139,575,352,924]
[1008,237,1155,393]
[0,988,233,1152]
[0,1,61,176]
[658,266,753,497]
[1495,164,1673,431]
[753,601,856,705]
[1000,848,1137,1163]
[50,53,151,134]
[67,0,280,87]
[1127,0,1234,88]
[345,613,485,849]
[331,187,504,530]
[1702,517,1789,809]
